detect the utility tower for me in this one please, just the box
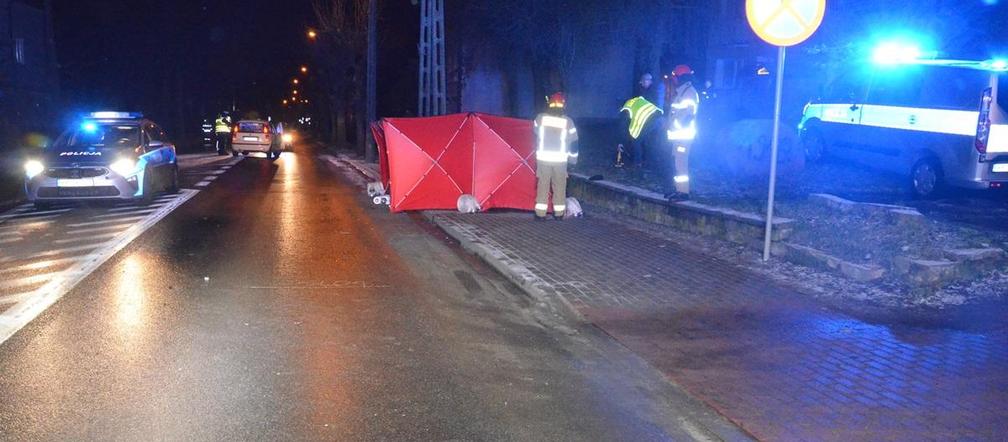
[417,0,446,116]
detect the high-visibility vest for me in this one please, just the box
[214,118,230,133]
[621,97,662,139]
[534,113,578,163]
[667,83,699,142]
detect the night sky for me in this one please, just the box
[51,0,316,128]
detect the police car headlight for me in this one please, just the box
[110,158,137,177]
[282,133,293,144]
[24,160,44,179]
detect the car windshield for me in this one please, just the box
[238,122,266,133]
[55,123,140,150]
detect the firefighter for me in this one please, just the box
[621,76,663,168]
[214,112,232,155]
[533,92,578,221]
[665,64,699,199]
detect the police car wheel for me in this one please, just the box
[910,158,943,199]
[167,165,180,193]
[231,150,239,157]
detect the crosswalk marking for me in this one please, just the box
[17,243,102,261]
[195,180,212,187]
[92,209,159,219]
[106,204,164,213]
[0,237,22,245]
[65,223,135,236]
[52,232,119,245]
[0,257,78,275]
[66,216,147,228]
[0,274,51,291]
[0,292,35,305]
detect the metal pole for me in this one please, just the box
[365,0,377,162]
[762,46,786,262]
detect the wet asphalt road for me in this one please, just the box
[0,143,736,440]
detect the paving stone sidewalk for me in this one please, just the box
[433,212,1008,442]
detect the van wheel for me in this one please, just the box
[801,128,826,163]
[910,158,943,199]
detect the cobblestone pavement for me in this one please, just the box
[434,212,1008,441]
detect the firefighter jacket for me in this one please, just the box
[533,113,578,163]
[621,97,663,140]
[667,82,699,141]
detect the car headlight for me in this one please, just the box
[282,133,293,143]
[24,160,44,179]
[109,158,137,177]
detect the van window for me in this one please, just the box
[917,68,991,110]
[866,68,923,107]
[998,74,1007,111]
[824,74,869,103]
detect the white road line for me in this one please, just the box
[0,230,19,236]
[65,223,134,236]
[0,237,22,245]
[92,209,159,219]
[0,189,199,345]
[0,274,51,290]
[220,165,232,169]
[52,232,119,245]
[195,180,211,187]
[0,292,35,305]
[66,216,147,228]
[205,175,218,181]
[0,257,78,275]
[210,169,227,175]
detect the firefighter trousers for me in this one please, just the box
[535,159,568,218]
[666,141,691,194]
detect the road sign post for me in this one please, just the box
[745,0,826,261]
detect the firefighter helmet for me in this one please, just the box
[547,92,566,109]
[673,65,694,77]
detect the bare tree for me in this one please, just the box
[310,0,370,151]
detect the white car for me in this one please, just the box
[231,120,280,160]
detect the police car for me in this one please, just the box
[24,112,179,208]
[799,57,1007,198]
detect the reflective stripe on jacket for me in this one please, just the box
[534,113,579,163]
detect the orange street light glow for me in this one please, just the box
[300,66,308,74]
[307,29,317,39]
[293,79,299,85]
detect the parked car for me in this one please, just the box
[231,120,280,160]
[799,59,1007,198]
[24,112,178,209]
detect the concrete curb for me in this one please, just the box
[568,173,794,244]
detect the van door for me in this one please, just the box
[854,68,927,173]
[813,74,866,161]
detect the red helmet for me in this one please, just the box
[547,92,566,109]
[672,65,693,77]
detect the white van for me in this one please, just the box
[799,60,1007,198]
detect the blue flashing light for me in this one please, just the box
[81,122,98,132]
[872,42,922,66]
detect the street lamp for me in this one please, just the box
[283,99,288,105]
[293,78,299,85]
[300,66,308,74]
[292,90,298,95]
[307,29,317,40]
